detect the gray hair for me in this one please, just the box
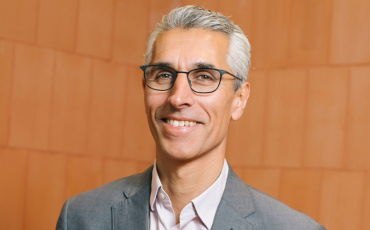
[144,5,251,91]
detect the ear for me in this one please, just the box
[142,78,146,90]
[231,81,250,121]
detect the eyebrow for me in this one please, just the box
[194,62,216,69]
[151,62,216,70]
[151,62,173,68]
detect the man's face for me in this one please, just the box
[144,28,249,161]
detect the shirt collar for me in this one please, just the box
[150,160,162,211]
[191,159,229,229]
[149,159,229,229]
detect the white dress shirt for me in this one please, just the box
[149,159,229,230]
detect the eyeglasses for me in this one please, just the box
[140,65,241,93]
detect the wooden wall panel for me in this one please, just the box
[363,173,370,230]
[49,52,92,154]
[24,152,67,230]
[77,0,115,58]
[87,61,127,158]
[304,67,348,168]
[319,171,365,230]
[217,0,254,37]
[0,148,28,230]
[289,0,331,65]
[37,0,78,51]
[279,169,321,221]
[242,168,281,199]
[251,0,291,68]
[330,0,370,64]
[0,40,14,146]
[149,0,182,31]
[0,0,38,42]
[346,66,370,169]
[113,0,149,65]
[0,1,368,229]
[65,156,103,199]
[263,69,306,167]
[9,44,54,150]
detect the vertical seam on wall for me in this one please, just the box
[301,68,310,167]
[341,67,351,168]
[21,151,30,230]
[147,0,153,38]
[63,155,70,200]
[359,172,368,230]
[101,158,107,186]
[276,167,283,200]
[46,50,57,150]
[74,0,81,52]
[119,65,130,158]
[98,156,104,187]
[249,0,256,72]
[286,0,294,66]
[84,59,95,155]
[326,0,335,65]
[317,169,324,224]
[34,0,41,44]
[109,0,118,61]
[249,0,255,57]
[5,41,16,146]
[260,70,269,166]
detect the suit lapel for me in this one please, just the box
[211,166,256,230]
[110,165,256,230]
[211,199,255,230]
[112,167,153,230]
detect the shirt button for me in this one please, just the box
[158,192,165,200]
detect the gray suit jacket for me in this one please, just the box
[56,166,326,230]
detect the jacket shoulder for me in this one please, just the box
[71,165,151,204]
[246,184,325,230]
[56,166,153,230]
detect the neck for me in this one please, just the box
[155,143,226,223]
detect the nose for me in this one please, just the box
[167,73,195,109]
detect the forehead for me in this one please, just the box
[151,28,230,71]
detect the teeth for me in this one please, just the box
[166,119,196,127]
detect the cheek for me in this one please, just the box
[201,94,234,127]
[144,92,168,138]
[144,91,167,115]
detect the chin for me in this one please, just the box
[159,142,202,162]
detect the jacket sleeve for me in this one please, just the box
[56,199,69,230]
[315,224,327,230]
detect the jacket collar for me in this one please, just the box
[221,166,256,218]
[211,167,256,230]
[112,165,256,230]
[112,166,153,230]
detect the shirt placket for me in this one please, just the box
[156,188,177,230]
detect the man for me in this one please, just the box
[57,6,326,230]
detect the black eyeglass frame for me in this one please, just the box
[140,65,242,94]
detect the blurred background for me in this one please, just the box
[0,0,369,229]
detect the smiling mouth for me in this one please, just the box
[164,119,197,127]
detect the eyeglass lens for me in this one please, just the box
[144,66,221,93]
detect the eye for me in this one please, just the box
[194,73,216,81]
[197,75,212,80]
[155,72,174,80]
